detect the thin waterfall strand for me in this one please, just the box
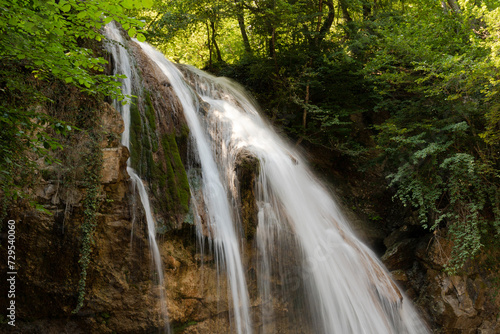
[104,22,171,333]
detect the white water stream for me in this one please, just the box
[104,20,430,334]
[104,23,171,333]
[136,42,430,334]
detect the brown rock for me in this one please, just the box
[100,146,130,184]
[391,269,408,282]
[235,150,259,240]
[99,102,125,148]
[381,239,418,271]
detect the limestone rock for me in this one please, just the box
[101,146,130,184]
[100,102,125,148]
[384,233,500,334]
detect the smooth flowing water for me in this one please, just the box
[136,42,430,334]
[104,23,171,333]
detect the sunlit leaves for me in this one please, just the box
[136,33,146,42]
[128,27,137,38]
[0,0,153,97]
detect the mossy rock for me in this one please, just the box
[235,151,260,240]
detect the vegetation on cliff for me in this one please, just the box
[0,0,151,209]
[0,0,154,314]
[137,0,500,272]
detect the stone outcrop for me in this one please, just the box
[381,228,500,333]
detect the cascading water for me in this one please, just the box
[103,23,171,333]
[134,43,428,334]
[102,21,430,332]
[136,41,430,334]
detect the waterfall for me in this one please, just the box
[103,23,171,333]
[136,42,430,334]
[104,22,429,333]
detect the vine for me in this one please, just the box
[73,131,103,313]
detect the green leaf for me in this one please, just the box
[77,11,87,19]
[122,0,133,9]
[136,33,146,42]
[128,27,136,38]
[61,4,71,12]
[35,204,53,215]
[142,0,153,8]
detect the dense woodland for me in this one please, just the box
[1,0,499,277]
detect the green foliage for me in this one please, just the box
[0,0,150,97]
[141,0,250,67]
[0,0,153,214]
[366,1,500,271]
[0,64,72,210]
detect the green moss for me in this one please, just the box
[128,86,189,229]
[129,97,142,171]
[173,321,197,333]
[129,90,160,180]
[180,123,190,139]
[176,123,190,166]
[162,133,190,214]
[168,134,190,213]
[144,90,157,132]
[161,134,178,211]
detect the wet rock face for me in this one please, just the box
[382,230,500,333]
[235,151,259,240]
[0,101,158,333]
[101,147,130,184]
[100,102,130,184]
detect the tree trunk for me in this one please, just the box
[303,83,309,130]
[339,0,352,23]
[317,0,335,46]
[206,22,212,68]
[235,0,252,54]
[446,0,461,12]
[316,0,323,34]
[210,20,223,62]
